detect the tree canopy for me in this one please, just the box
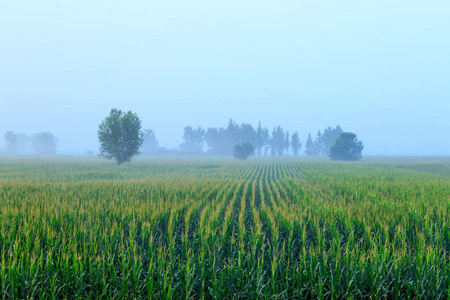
[98,109,143,165]
[329,132,364,161]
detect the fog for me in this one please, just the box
[1,0,449,155]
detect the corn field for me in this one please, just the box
[0,157,449,299]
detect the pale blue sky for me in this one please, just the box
[1,0,449,155]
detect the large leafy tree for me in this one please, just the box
[329,132,364,161]
[98,109,144,165]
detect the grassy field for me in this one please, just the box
[0,156,449,299]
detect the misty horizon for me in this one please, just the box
[0,116,448,156]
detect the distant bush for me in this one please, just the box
[233,142,255,160]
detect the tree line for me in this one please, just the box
[99,109,362,164]
[124,118,346,157]
[2,131,58,155]
[99,109,364,164]
[2,109,364,162]
[176,119,344,157]
[1,120,345,157]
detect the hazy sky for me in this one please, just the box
[1,0,449,155]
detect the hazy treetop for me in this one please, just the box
[0,0,449,155]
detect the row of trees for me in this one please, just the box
[3,110,363,163]
[3,131,58,155]
[177,119,343,157]
[178,119,303,156]
[97,110,361,164]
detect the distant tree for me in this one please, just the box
[180,126,205,153]
[225,119,240,152]
[31,132,58,155]
[329,132,364,161]
[291,132,302,156]
[284,131,290,155]
[314,131,325,155]
[271,126,285,156]
[98,108,143,165]
[233,142,254,160]
[205,119,239,155]
[4,131,18,154]
[261,127,270,156]
[205,120,262,155]
[305,133,316,156]
[205,127,223,154]
[86,150,94,155]
[322,125,343,155]
[141,129,160,154]
[15,134,30,154]
[270,139,276,156]
[255,122,264,156]
[240,123,256,146]
[4,132,30,154]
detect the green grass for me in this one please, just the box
[0,156,449,299]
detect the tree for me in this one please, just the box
[205,127,223,154]
[329,132,364,161]
[255,122,264,156]
[240,123,256,146]
[98,108,144,165]
[305,134,315,156]
[284,131,290,155]
[291,132,302,156]
[205,119,243,155]
[322,125,343,155]
[31,132,58,155]
[314,131,324,155]
[271,126,285,156]
[233,142,254,160]
[15,134,30,154]
[180,126,205,153]
[261,127,270,156]
[4,131,18,154]
[141,129,160,154]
